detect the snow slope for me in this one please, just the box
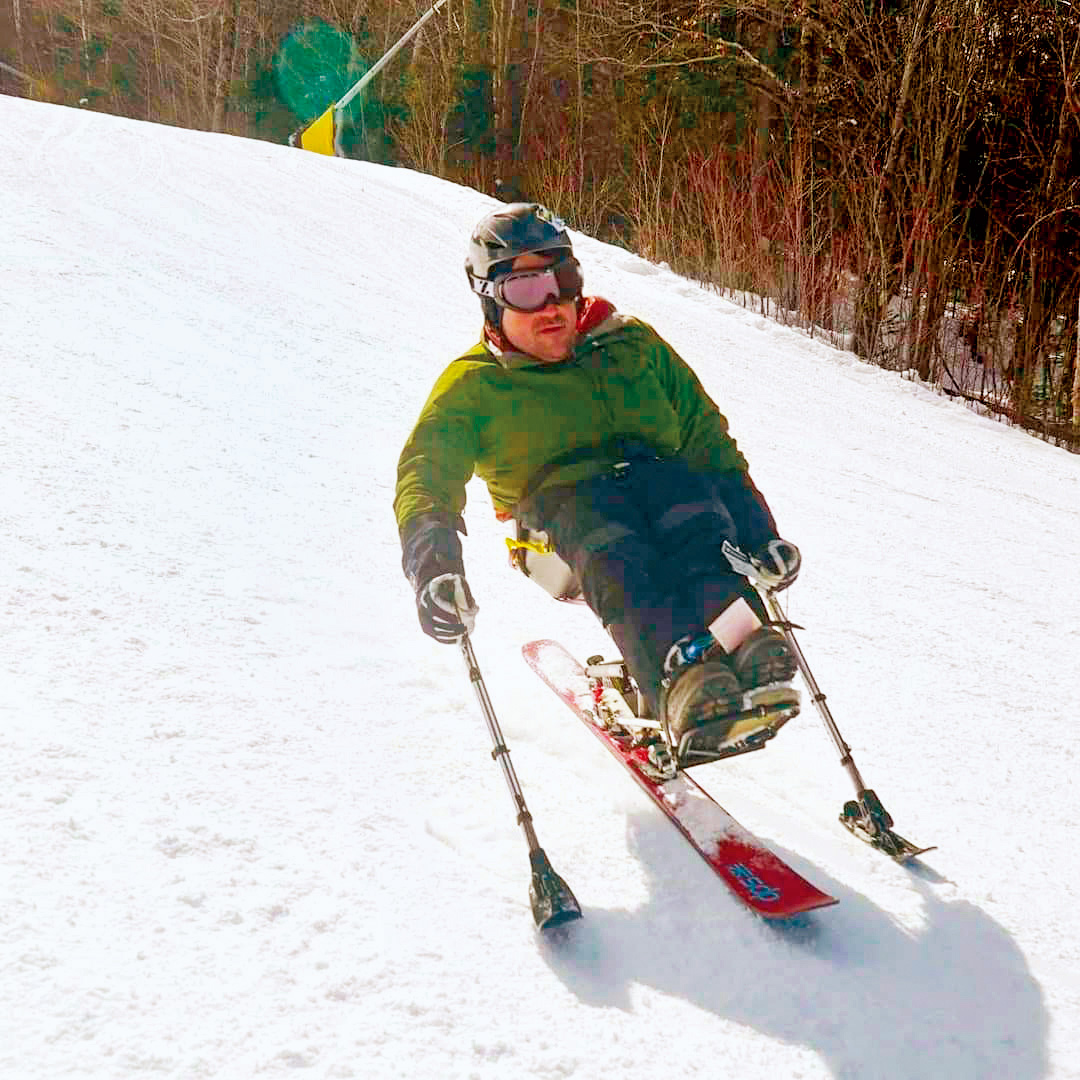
[3,94,1079,1079]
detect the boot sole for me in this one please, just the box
[675,695,800,767]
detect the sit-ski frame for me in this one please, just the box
[508,524,934,862]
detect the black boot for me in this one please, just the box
[661,634,743,742]
[728,627,798,711]
[662,626,801,763]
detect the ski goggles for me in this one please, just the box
[473,256,584,313]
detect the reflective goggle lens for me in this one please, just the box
[495,258,583,312]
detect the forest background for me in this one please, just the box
[3,0,1079,449]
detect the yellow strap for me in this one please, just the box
[505,536,554,556]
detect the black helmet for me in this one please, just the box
[466,203,574,325]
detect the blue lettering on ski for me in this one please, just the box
[728,862,781,902]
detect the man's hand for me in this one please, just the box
[723,539,801,591]
[417,572,479,642]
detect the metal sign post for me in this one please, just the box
[292,0,450,156]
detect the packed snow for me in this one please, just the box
[3,94,1079,1079]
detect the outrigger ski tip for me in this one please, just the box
[529,848,583,930]
[840,790,936,862]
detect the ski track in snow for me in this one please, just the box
[2,94,1079,1079]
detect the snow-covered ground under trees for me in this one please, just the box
[3,94,1080,1079]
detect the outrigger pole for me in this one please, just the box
[460,632,583,930]
[759,588,934,861]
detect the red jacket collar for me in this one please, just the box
[483,296,616,354]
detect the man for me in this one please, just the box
[394,203,801,756]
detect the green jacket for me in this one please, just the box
[394,305,750,530]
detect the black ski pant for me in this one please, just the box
[519,456,762,716]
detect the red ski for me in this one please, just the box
[523,639,837,919]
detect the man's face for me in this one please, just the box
[499,253,578,363]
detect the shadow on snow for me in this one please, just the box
[539,813,1046,1080]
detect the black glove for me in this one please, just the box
[753,538,801,590]
[401,512,479,642]
[723,538,801,591]
[417,572,479,642]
